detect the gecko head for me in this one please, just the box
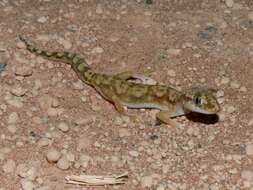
[183,87,220,114]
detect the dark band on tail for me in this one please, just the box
[19,35,90,72]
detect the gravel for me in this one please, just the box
[46,149,61,163]
[0,1,252,189]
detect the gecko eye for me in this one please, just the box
[194,96,202,105]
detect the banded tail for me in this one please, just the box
[18,35,90,73]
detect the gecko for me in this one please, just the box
[19,36,220,127]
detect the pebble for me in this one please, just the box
[8,112,19,124]
[10,86,27,97]
[15,66,33,77]
[20,179,35,190]
[37,138,51,147]
[2,159,16,173]
[79,155,92,168]
[225,0,234,8]
[141,175,153,188]
[96,4,103,14]
[167,69,176,77]
[16,164,29,178]
[91,47,104,54]
[226,105,236,114]
[16,41,26,49]
[46,148,61,163]
[37,16,48,23]
[167,48,181,56]
[239,86,247,92]
[25,167,38,181]
[57,122,69,132]
[47,107,63,117]
[248,12,253,21]
[129,150,139,157]
[57,156,70,170]
[118,128,131,137]
[246,142,253,156]
[66,152,75,162]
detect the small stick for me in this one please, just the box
[65,172,128,186]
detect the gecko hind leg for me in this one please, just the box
[114,71,157,85]
[98,87,140,123]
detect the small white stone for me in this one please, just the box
[25,167,38,181]
[8,112,19,124]
[57,122,69,132]
[79,155,91,168]
[129,150,139,157]
[91,47,104,54]
[2,159,16,173]
[66,152,75,162]
[15,66,33,77]
[20,179,35,190]
[46,148,61,163]
[57,156,70,170]
[225,0,234,8]
[241,170,253,181]
[10,86,27,97]
[37,138,51,147]
[226,105,236,114]
[239,86,247,92]
[37,16,48,23]
[96,4,103,14]
[16,41,26,49]
[167,48,181,56]
[246,143,253,156]
[141,175,153,188]
[167,69,176,77]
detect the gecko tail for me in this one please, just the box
[18,35,91,71]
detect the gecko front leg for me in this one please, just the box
[156,111,181,128]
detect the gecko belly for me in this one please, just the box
[122,102,168,111]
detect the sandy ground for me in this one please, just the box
[0,0,253,189]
